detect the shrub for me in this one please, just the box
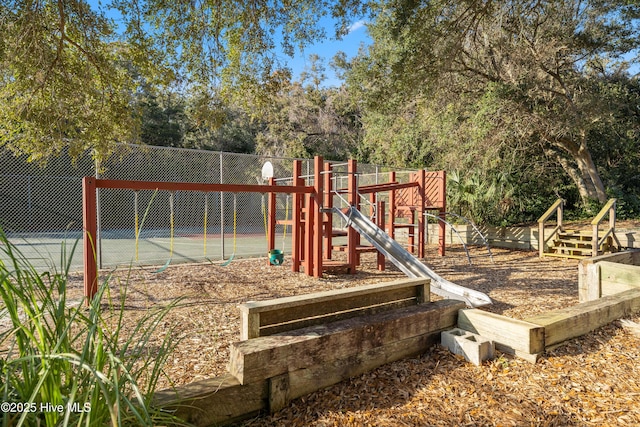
[0,231,185,426]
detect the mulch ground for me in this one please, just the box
[66,245,640,426]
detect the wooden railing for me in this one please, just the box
[538,199,564,257]
[591,198,619,257]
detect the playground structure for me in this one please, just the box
[266,157,447,277]
[82,156,492,306]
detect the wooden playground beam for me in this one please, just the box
[336,181,419,195]
[291,160,303,273]
[83,177,98,304]
[83,176,315,302]
[91,178,314,194]
[312,156,324,278]
[347,159,358,273]
[418,169,426,258]
[438,171,447,257]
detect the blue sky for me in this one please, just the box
[283,18,370,87]
[88,0,370,87]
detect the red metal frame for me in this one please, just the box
[82,156,447,301]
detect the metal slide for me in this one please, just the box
[333,206,492,307]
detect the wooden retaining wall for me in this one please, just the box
[526,288,640,348]
[578,249,640,302]
[424,224,640,251]
[154,279,464,426]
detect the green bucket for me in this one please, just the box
[268,249,284,266]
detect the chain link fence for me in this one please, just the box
[0,144,415,272]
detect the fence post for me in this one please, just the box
[220,152,225,260]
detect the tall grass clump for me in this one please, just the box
[0,230,184,426]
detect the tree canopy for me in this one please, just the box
[0,0,364,161]
[2,0,639,222]
[345,0,640,206]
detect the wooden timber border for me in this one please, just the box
[239,278,430,340]
[457,249,640,363]
[154,278,464,426]
[578,249,640,302]
[153,252,640,425]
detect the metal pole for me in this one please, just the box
[95,158,103,269]
[220,152,224,260]
[27,176,32,231]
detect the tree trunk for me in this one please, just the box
[574,145,607,203]
[548,142,607,205]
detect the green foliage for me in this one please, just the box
[0,231,183,426]
[134,86,259,153]
[0,0,365,162]
[345,0,640,215]
[255,57,363,159]
[586,75,640,219]
[0,2,142,163]
[139,92,186,148]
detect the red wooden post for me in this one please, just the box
[82,177,98,303]
[418,169,426,258]
[267,177,277,265]
[347,159,358,273]
[438,170,447,256]
[291,160,302,272]
[312,156,324,277]
[304,192,314,275]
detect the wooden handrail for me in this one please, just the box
[538,198,564,224]
[591,198,616,226]
[538,199,564,257]
[591,198,617,257]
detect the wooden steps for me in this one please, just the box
[543,251,590,260]
[548,231,613,259]
[539,198,619,260]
